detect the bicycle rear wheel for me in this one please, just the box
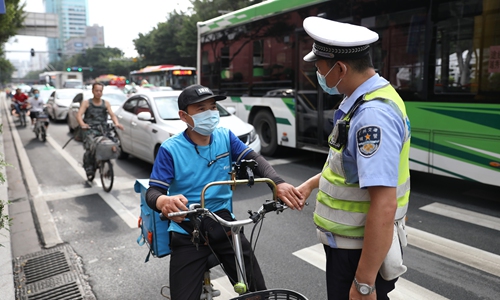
[100,160,114,192]
[230,289,308,300]
[40,125,46,142]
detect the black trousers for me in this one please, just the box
[324,246,398,300]
[169,231,267,300]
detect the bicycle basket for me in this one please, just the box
[94,137,120,160]
[230,289,308,300]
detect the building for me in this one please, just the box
[64,24,105,55]
[45,0,89,62]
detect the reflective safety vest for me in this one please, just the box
[315,84,411,241]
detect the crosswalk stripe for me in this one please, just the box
[292,244,449,300]
[407,226,500,277]
[419,202,500,231]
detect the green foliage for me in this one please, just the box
[0,0,25,84]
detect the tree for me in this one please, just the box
[0,0,25,84]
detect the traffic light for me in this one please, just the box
[57,48,62,57]
[77,68,82,72]
[89,67,93,72]
[66,67,71,72]
[30,48,35,57]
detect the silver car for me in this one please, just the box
[67,88,128,133]
[114,90,261,164]
[45,88,82,121]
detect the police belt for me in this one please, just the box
[316,228,364,249]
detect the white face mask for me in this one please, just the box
[185,110,220,136]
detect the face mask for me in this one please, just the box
[186,109,220,136]
[317,63,343,95]
[34,93,40,98]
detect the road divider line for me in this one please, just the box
[267,158,304,166]
[46,135,90,182]
[419,202,500,231]
[292,244,449,300]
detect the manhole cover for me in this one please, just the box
[13,244,95,300]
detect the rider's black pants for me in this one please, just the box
[169,230,267,300]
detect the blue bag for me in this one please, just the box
[134,179,171,262]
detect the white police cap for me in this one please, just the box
[303,17,379,62]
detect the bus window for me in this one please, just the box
[434,1,480,95]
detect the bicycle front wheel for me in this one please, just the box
[100,160,114,192]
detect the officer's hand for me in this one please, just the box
[276,183,305,211]
[158,194,189,223]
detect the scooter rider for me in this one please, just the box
[27,89,48,131]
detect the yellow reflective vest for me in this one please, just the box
[314,84,410,241]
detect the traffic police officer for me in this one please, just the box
[297,17,411,300]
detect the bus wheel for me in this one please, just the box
[254,110,277,156]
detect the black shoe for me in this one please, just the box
[85,168,95,176]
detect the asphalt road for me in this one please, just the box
[7,108,500,300]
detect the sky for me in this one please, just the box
[5,0,193,61]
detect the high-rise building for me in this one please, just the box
[45,0,89,62]
[64,24,104,55]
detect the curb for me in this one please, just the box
[0,94,15,300]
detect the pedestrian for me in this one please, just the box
[296,17,411,300]
[145,84,305,300]
[75,83,124,176]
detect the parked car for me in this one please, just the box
[114,90,261,164]
[67,87,128,133]
[45,88,82,121]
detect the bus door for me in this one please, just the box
[296,33,339,148]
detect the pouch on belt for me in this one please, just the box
[379,218,407,280]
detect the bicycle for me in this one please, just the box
[83,123,119,192]
[160,160,308,300]
[33,112,49,142]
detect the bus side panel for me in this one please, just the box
[406,102,500,186]
[408,129,431,174]
[431,132,500,187]
[224,96,297,149]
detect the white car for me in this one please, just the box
[114,90,261,164]
[45,88,82,121]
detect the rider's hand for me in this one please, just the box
[276,183,305,211]
[157,194,189,223]
[81,124,90,130]
[115,123,124,130]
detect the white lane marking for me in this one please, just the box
[407,226,500,277]
[98,191,137,229]
[293,244,449,300]
[46,135,138,228]
[39,179,136,202]
[3,100,63,247]
[420,202,500,231]
[211,276,239,299]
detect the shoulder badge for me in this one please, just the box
[356,126,381,157]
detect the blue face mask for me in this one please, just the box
[186,109,220,136]
[34,93,40,98]
[316,63,343,95]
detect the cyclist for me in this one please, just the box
[145,84,305,300]
[12,88,28,116]
[27,89,48,131]
[76,82,124,177]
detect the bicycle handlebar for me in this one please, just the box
[165,200,287,226]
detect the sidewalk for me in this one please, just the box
[0,94,45,300]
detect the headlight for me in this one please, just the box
[248,128,258,144]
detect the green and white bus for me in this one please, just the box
[197,0,500,187]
